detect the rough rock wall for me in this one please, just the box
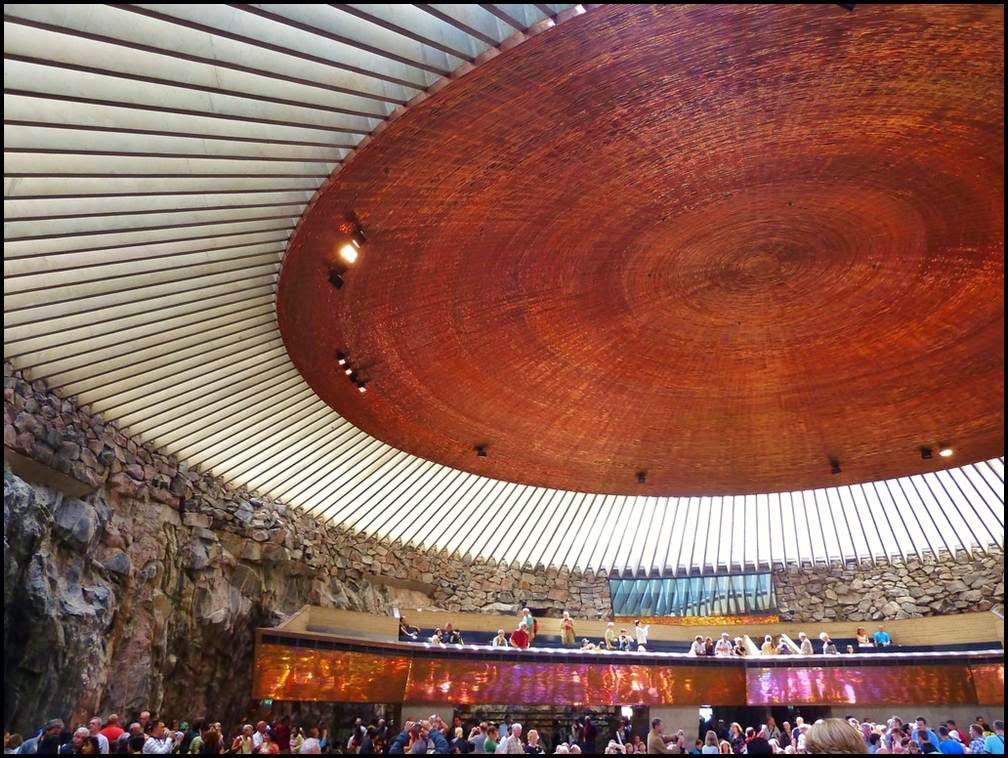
[775,550,1004,622]
[2,363,610,733]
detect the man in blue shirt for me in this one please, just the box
[911,717,940,749]
[938,726,966,754]
[985,720,1006,755]
[872,625,892,646]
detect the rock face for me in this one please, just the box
[774,552,1005,622]
[2,361,1005,733]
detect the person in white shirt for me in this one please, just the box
[252,721,269,750]
[142,722,175,754]
[714,632,734,657]
[87,717,110,754]
[503,723,525,754]
[690,635,706,656]
[798,632,814,656]
[633,619,649,650]
[491,629,508,648]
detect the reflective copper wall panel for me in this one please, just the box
[404,659,747,706]
[746,664,978,706]
[970,664,1006,705]
[253,643,410,703]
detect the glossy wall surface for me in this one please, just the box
[253,633,1005,706]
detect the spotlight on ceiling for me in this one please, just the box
[920,446,933,460]
[636,470,647,484]
[475,445,488,458]
[336,352,348,366]
[344,365,354,376]
[328,270,344,289]
[938,447,954,458]
[356,381,367,394]
[338,242,359,265]
[829,458,841,475]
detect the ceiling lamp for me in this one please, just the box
[829,458,841,475]
[356,381,368,394]
[920,447,933,460]
[938,447,954,458]
[475,445,488,458]
[338,241,360,265]
[636,470,647,484]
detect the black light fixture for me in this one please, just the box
[636,470,647,484]
[336,352,348,366]
[475,445,488,458]
[829,458,841,475]
[328,270,344,289]
[356,381,367,394]
[920,446,933,460]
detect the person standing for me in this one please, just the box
[634,620,650,651]
[561,612,577,647]
[520,608,536,645]
[604,622,618,650]
[646,719,676,754]
[984,720,1005,755]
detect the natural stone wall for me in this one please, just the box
[775,551,1004,622]
[2,362,609,734]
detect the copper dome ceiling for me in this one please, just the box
[279,3,1005,496]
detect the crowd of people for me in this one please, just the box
[7,710,1002,754]
[399,611,899,658]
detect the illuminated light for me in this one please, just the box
[337,352,348,366]
[939,448,954,458]
[344,366,354,375]
[357,382,368,394]
[339,243,359,264]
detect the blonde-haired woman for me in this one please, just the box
[701,731,720,754]
[805,718,868,754]
[561,611,577,647]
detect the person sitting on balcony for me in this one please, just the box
[714,632,734,656]
[777,637,792,655]
[428,628,445,645]
[855,626,871,647]
[873,625,892,647]
[579,638,598,651]
[760,634,775,656]
[691,635,706,656]
[798,632,814,655]
[509,621,530,650]
[732,637,747,656]
[704,636,715,656]
[492,629,508,648]
[604,622,618,650]
[443,623,464,645]
[819,632,839,655]
[398,618,420,641]
[618,629,635,651]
